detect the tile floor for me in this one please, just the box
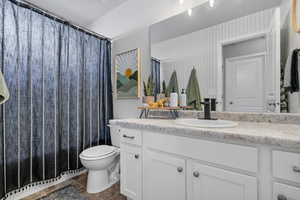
[22,173,127,200]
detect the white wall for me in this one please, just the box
[153,8,278,103]
[112,27,151,118]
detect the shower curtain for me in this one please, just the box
[0,0,113,198]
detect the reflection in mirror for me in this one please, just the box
[150,0,300,113]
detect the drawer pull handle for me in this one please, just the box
[177,167,183,173]
[123,135,135,139]
[277,194,287,200]
[193,171,200,178]
[134,154,139,159]
[293,166,300,173]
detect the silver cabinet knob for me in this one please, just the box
[229,101,233,105]
[177,167,183,173]
[277,194,287,200]
[293,166,300,173]
[134,154,139,159]
[193,171,200,178]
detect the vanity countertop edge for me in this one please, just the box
[109,119,300,149]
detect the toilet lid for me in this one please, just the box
[81,145,116,158]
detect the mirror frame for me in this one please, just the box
[292,0,300,33]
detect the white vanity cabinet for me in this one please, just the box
[119,128,142,200]
[273,183,300,200]
[115,126,300,200]
[143,149,186,200]
[272,151,300,200]
[187,161,257,200]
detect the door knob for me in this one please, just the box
[193,171,200,178]
[177,167,183,173]
[277,194,287,200]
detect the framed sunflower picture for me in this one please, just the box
[115,48,141,99]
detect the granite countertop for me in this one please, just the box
[110,119,300,149]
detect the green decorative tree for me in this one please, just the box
[143,76,154,96]
[162,80,167,96]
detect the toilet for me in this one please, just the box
[79,126,120,193]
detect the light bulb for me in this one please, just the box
[188,8,192,16]
[179,0,184,5]
[209,0,215,7]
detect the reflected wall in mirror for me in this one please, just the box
[150,0,300,113]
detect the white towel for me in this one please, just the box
[0,71,9,104]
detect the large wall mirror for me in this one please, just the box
[150,0,300,113]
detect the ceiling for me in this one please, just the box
[88,0,209,39]
[25,0,128,26]
[25,0,283,39]
[151,0,282,43]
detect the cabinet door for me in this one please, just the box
[273,183,300,200]
[143,149,186,200]
[187,161,257,200]
[120,144,142,200]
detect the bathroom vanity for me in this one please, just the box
[110,117,300,200]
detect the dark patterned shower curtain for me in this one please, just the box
[0,0,113,198]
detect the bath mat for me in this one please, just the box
[39,185,88,200]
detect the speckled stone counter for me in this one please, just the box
[148,110,300,125]
[110,119,300,149]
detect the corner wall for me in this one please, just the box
[111,28,151,118]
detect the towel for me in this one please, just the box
[291,49,300,92]
[0,71,9,104]
[284,49,300,93]
[166,71,179,97]
[186,68,202,111]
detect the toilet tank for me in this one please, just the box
[110,125,120,147]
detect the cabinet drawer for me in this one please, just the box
[273,151,300,184]
[120,128,142,146]
[144,131,258,173]
[273,183,300,200]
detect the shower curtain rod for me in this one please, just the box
[9,0,111,41]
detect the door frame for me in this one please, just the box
[224,52,267,112]
[216,30,280,112]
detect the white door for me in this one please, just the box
[225,54,266,112]
[273,183,300,200]
[120,144,142,200]
[143,149,186,200]
[187,161,257,200]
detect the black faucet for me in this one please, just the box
[201,98,211,120]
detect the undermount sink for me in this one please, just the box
[175,118,238,128]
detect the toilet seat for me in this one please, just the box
[80,145,118,160]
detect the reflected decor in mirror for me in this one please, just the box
[150,0,300,113]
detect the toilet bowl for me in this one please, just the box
[80,126,120,193]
